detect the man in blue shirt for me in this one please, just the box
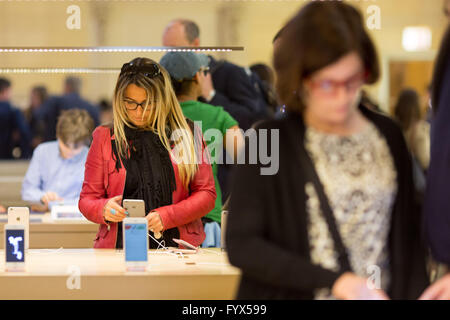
[0,78,32,159]
[21,109,94,211]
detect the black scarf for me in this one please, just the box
[111,125,178,248]
[120,125,176,212]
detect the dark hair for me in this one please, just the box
[272,26,285,44]
[98,99,112,112]
[31,86,48,104]
[250,63,275,86]
[273,2,380,113]
[393,88,421,132]
[0,77,11,93]
[179,19,200,44]
[250,63,279,110]
[170,77,196,97]
[431,26,450,113]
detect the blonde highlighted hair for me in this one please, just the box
[112,57,198,189]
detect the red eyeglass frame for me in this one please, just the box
[305,70,369,95]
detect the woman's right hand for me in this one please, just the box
[331,272,390,300]
[103,195,128,223]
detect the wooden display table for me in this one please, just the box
[0,248,240,299]
[0,213,98,249]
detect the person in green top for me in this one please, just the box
[160,51,244,247]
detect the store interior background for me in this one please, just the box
[0,0,447,115]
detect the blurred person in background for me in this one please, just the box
[226,1,429,300]
[393,88,430,171]
[160,51,244,248]
[98,98,114,125]
[36,76,100,142]
[21,109,94,212]
[421,25,450,300]
[250,63,280,117]
[162,19,268,201]
[25,85,48,150]
[162,19,267,130]
[0,78,32,159]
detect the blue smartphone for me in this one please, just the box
[123,217,148,269]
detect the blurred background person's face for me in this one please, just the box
[30,89,42,109]
[0,87,11,101]
[303,52,365,126]
[58,140,84,159]
[162,22,194,47]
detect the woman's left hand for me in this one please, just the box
[147,211,164,233]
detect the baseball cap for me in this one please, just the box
[160,52,209,81]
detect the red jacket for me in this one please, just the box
[79,126,216,248]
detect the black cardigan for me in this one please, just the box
[226,104,429,299]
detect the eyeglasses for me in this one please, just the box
[199,67,210,76]
[123,99,155,111]
[306,71,367,97]
[120,62,162,78]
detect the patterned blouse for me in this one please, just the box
[304,121,398,300]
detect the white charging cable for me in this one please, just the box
[148,232,168,250]
[147,232,183,258]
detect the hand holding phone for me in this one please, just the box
[122,199,145,218]
[103,195,128,222]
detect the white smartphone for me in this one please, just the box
[173,238,198,250]
[123,217,148,270]
[4,224,26,271]
[123,199,146,218]
[8,207,29,249]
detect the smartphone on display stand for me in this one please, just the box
[123,199,146,218]
[8,207,30,249]
[123,217,148,271]
[4,224,26,272]
[170,238,198,254]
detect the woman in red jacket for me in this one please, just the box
[79,57,216,249]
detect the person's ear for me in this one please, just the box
[194,72,201,83]
[192,38,200,47]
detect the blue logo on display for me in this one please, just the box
[6,230,25,262]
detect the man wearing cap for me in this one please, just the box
[162,19,268,201]
[160,51,244,248]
